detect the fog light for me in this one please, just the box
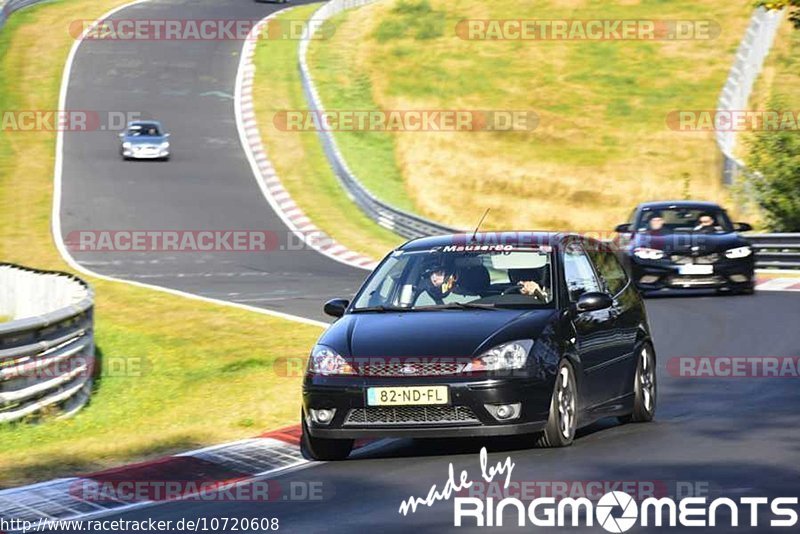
[485,403,521,421]
[310,408,335,425]
[640,275,660,284]
[730,274,748,283]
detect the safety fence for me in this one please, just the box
[748,234,800,270]
[716,6,784,185]
[298,0,459,239]
[0,0,47,30]
[0,264,94,423]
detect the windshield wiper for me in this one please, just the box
[350,305,410,313]
[413,302,498,311]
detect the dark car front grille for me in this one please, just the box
[344,406,480,426]
[355,362,465,377]
[670,253,720,265]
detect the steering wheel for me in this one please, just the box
[502,285,522,295]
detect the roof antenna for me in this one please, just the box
[471,208,490,242]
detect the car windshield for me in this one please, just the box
[128,124,161,137]
[636,207,733,235]
[352,246,554,311]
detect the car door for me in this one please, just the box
[562,240,620,407]
[585,241,639,401]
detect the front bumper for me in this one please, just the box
[629,255,755,292]
[122,148,170,159]
[303,374,552,439]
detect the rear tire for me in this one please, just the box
[300,413,353,461]
[618,342,657,424]
[534,360,577,448]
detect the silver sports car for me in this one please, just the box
[118,121,170,161]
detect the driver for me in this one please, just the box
[646,211,666,235]
[694,213,719,233]
[508,269,549,300]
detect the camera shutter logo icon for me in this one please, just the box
[596,491,638,533]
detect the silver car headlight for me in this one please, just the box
[308,345,354,376]
[122,142,132,149]
[159,142,170,150]
[634,247,665,260]
[725,246,752,259]
[463,340,533,372]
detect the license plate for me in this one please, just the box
[679,264,713,275]
[367,386,449,406]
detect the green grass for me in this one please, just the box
[0,0,322,487]
[252,3,402,260]
[306,0,755,231]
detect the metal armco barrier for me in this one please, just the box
[748,234,800,269]
[298,0,459,239]
[716,7,784,185]
[0,264,95,423]
[0,0,48,30]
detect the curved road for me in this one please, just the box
[60,0,365,321]
[57,0,800,532]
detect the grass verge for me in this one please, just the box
[252,3,402,260]
[0,0,321,487]
[307,0,755,231]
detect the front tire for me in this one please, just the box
[535,360,577,447]
[300,412,353,461]
[619,342,657,424]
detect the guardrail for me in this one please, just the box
[298,0,458,239]
[716,6,784,185]
[0,264,95,423]
[0,0,47,30]
[748,234,800,269]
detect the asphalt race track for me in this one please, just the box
[56,0,800,532]
[60,0,365,321]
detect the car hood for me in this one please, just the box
[123,135,167,145]
[629,232,749,255]
[317,308,557,359]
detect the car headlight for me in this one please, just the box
[159,142,170,149]
[463,340,533,372]
[633,247,665,260]
[725,246,752,259]
[308,345,354,376]
[122,142,132,149]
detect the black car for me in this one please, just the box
[614,201,755,294]
[301,232,657,460]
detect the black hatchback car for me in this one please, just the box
[614,201,755,294]
[301,232,657,460]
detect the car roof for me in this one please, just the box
[128,120,163,128]
[637,200,723,211]
[399,232,573,252]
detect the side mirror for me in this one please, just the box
[734,222,752,232]
[118,132,125,138]
[164,133,171,138]
[614,223,631,233]
[323,298,349,318]
[574,292,613,313]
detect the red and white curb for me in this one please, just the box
[755,277,800,292]
[235,9,378,272]
[0,427,311,524]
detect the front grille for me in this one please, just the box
[355,362,465,377]
[344,406,480,426]
[670,253,719,265]
[668,275,722,287]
